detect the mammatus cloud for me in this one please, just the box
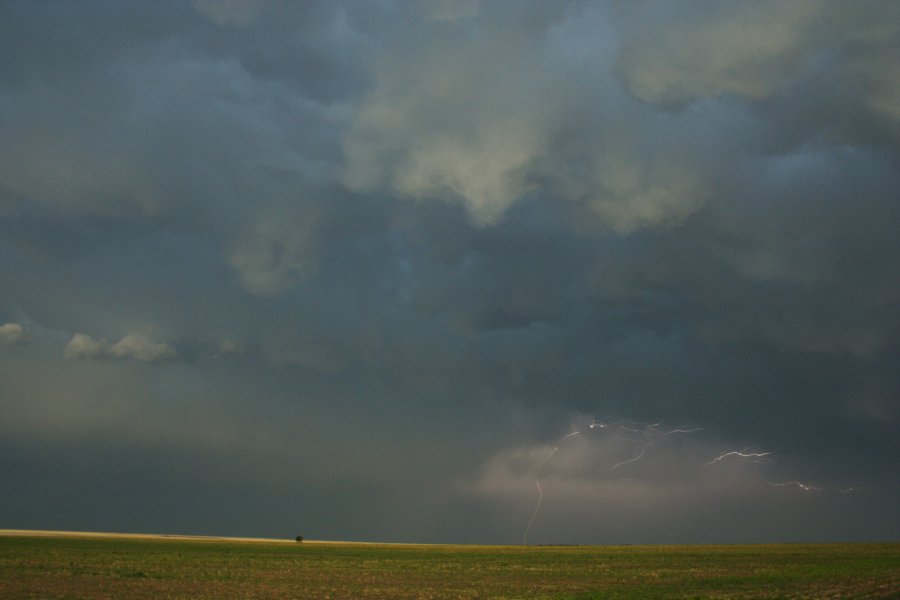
[341,4,714,231]
[341,40,548,226]
[64,332,177,363]
[0,322,28,344]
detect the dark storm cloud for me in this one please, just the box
[0,0,898,543]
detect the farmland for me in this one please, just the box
[0,531,897,599]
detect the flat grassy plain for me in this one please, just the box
[0,532,898,599]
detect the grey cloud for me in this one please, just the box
[0,0,898,544]
[414,0,481,23]
[192,0,268,27]
[615,0,829,103]
[615,1,900,113]
[229,208,327,295]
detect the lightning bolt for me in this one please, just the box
[610,443,649,471]
[702,450,773,467]
[656,427,705,435]
[768,482,860,494]
[523,479,544,546]
[523,430,580,545]
[768,481,822,492]
[515,415,858,544]
[523,418,706,543]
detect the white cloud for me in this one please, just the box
[64,332,177,363]
[63,333,108,360]
[108,333,178,363]
[0,322,28,345]
[341,44,549,226]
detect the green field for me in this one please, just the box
[1,534,898,599]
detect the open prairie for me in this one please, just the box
[0,531,897,599]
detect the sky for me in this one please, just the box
[1,0,898,545]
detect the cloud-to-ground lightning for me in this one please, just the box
[523,430,580,545]
[522,479,545,546]
[520,415,862,545]
[523,418,703,544]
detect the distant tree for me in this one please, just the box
[295,535,303,543]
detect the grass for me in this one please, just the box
[0,533,898,598]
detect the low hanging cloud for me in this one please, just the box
[228,214,323,295]
[0,322,28,345]
[341,4,717,231]
[615,0,827,103]
[615,0,900,140]
[64,332,177,363]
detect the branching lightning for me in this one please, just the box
[655,427,705,435]
[702,449,773,467]
[768,481,822,492]
[768,481,860,494]
[522,418,701,544]
[519,416,856,545]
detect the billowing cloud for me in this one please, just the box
[64,332,177,363]
[616,0,828,103]
[615,1,900,109]
[0,322,28,344]
[108,333,178,362]
[341,21,555,225]
[63,333,109,361]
